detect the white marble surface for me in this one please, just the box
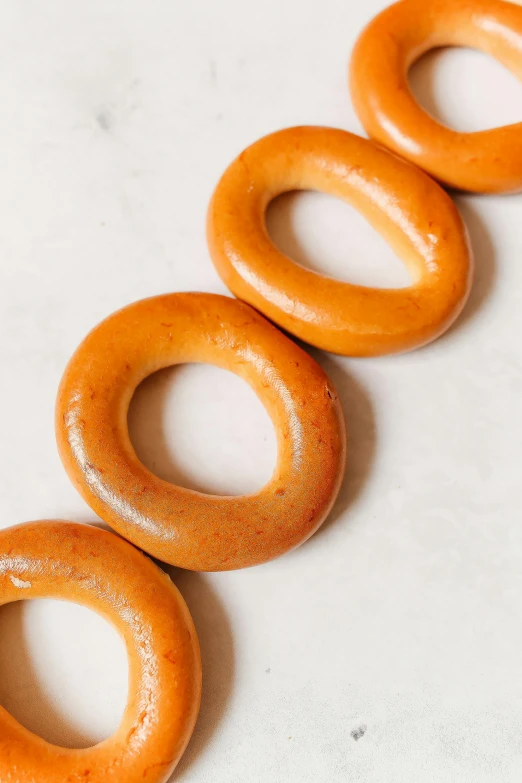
[0,1,521,780]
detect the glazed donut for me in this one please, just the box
[207,126,472,357]
[56,293,346,572]
[0,520,201,783]
[350,0,522,194]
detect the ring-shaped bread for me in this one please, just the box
[350,0,522,193]
[207,126,472,356]
[0,520,201,783]
[56,293,346,571]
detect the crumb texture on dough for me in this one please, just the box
[9,575,32,589]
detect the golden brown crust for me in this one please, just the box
[0,520,201,783]
[350,0,522,193]
[207,126,473,356]
[55,293,346,571]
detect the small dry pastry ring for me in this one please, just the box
[207,126,472,356]
[56,292,346,571]
[350,0,522,193]
[0,520,201,783]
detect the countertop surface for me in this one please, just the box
[0,1,522,781]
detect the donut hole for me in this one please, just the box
[0,598,128,749]
[128,363,277,496]
[409,47,522,133]
[266,190,411,289]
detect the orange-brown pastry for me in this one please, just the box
[350,0,522,193]
[56,293,346,571]
[0,520,201,783]
[207,126,473,356]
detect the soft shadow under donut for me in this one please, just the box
[440,197,497,341]
[164,568,235,780]
[305,350,376,539]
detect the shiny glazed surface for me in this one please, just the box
[0,521,201,783]
[207,126,473,356]
[350,0,522,193]
[56,293,346,571]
